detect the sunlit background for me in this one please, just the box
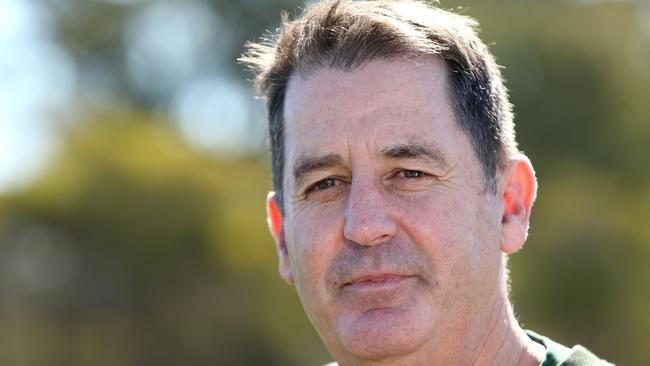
[0,0,648,365]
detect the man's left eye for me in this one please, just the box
[401,170,426,178]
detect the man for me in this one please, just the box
[241,1,613,365]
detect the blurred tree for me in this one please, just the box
[0,113,328,366]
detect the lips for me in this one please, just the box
[338,273,417,311]
[342,273,414,288]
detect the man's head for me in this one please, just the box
[241,0,519,211]
[242,1,537,364]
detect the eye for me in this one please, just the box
[388,169,435,191]
[400,170,427,178]
[313,177,339,191]
[302,177,346,201]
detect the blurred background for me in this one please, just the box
[0,0,648,365]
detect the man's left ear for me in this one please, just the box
[499,155,538,254]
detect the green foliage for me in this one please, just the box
[0,114,325,365]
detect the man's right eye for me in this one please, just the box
[313,177,338,191]
[301,177,347,201]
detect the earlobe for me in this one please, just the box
[266,191,294,285]
[499,156,537,254]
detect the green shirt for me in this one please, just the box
[526,330,614,366]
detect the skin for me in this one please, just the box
[266,57,544,365]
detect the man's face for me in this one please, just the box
[274,58,508,363]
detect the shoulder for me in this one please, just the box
[526,330,615,366]
[562,345,614,366]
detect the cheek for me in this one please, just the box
[286,204,345,296]
[401,193,470,247]
[398,193,496,286]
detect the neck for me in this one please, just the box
[334,295,546,366]
[469,294,546,366]
[334,298,545,366]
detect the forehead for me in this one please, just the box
[282,57,466,170]
[285,57,451,124]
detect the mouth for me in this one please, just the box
[337,273,419,312]
[342,273,414,289]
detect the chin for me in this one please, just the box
[334,306,430,361]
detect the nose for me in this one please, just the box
[343,177,398,246]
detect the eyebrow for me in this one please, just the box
[293,153,344,186]
[291,142,446,187]
[379,142,446,164]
